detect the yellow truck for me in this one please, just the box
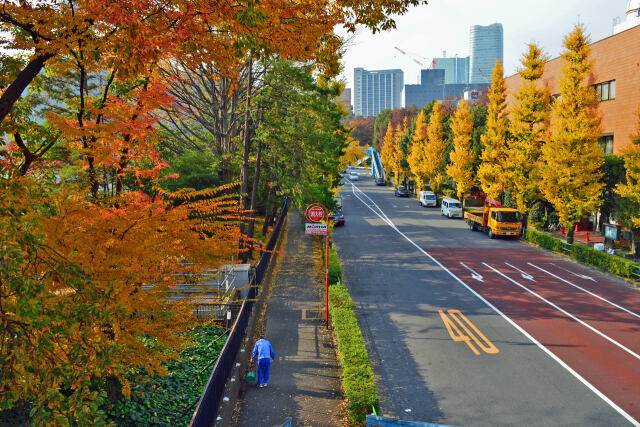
[464,199,522,239]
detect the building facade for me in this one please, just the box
[337,88,352,114]
[353,68,404,117]
[405,69,487,109]
[433,56,470,84]
[503,24,640,154]
[469,23,503,84]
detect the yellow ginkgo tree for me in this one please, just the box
[340,135,368,169]
[506,43,550,229]
[408,110,429,192]
[424,102,447,194]
[447,99,475,202]
[615,107,640,255]
[541,25,603,244]
[478,60,509,200]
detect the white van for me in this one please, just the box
[441,198,463,218]
[419,191,437,207]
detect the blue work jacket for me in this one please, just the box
[252,339,275,360]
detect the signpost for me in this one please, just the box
[305,203,329,328]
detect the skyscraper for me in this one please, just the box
[469,23,503,84]
[353,68,404,117]
[433,56,470,85]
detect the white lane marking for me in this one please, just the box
[348,182,639,426]
[528,262,640,320]
[460,262,484,282]
[505,262,535,281]
[551,263,596,282]
[484,263,640,361]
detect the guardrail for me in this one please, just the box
[189,197,290,427]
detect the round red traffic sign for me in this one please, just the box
[307,206,325,222]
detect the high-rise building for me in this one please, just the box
[353,68,404,117]
[469,23,503,84]
[433,56,470,84]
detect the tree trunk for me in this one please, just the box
[567,226,575,244]
[632,228,640,258]
[521,213,528,236]
[0,52,55,125]
[238,56,253,262]
[246,138,263,259]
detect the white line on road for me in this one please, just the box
[505,262,535,281]
[484,262,640,361]
[460,262,483,282]
[528,262,640,320]
[348,182,638,426]
[551,263,596,282]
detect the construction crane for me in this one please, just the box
[394,46,425,67]
[477,67,490,83]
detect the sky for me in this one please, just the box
[336,0,628,94]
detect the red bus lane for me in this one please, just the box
[428,247,640,423]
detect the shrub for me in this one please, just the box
[524,228,565,252]
[329,248,342,285]
[524,229,639,279]
[569,245,638,278]
[329,285,379,425]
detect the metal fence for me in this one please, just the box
[189,197,290,427]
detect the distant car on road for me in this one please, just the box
[419,190,437,207]
[441,198,463,218]
[376,177,386,186]
[329,210,345,226]
[349,172,359,181]
[394,185,409,197]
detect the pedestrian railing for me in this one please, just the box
[189,197,290,427]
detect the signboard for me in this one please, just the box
[603,223,618,240]
[306,206,325,222]
[305,223,328,235]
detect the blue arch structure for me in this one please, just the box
[364,147,385,181]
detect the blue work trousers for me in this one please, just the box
[257,358,271,385]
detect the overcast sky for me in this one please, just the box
[337,0,628,91]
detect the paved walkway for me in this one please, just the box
[235,212,342,426]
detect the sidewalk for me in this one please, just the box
[234,212,343,426]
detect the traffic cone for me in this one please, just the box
[574,223,579,232]
[586,231,590,243]
[561,225,565,235]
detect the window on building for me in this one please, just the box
[593,80,616,101]
[598,134,614,154]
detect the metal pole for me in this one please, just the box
[325,230,329,329]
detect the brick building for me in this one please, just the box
[504,25,640,154]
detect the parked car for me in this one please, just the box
[375,177,386,186]
[419,190,437,207]
[348,172,359,181]
[329,210,345,226]
[394,185,409,197]
[441,197,463,218]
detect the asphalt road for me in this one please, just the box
[332,170,639,427]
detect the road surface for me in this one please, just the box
[331,170,640,426]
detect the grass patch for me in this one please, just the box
[524,228,639,279]
[329,285,379,425]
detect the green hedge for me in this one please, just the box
[329,285,379,426]
[524,228,566,252]
[524,228,639,279]
[569,244,638,278]
[328,248,342,285]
